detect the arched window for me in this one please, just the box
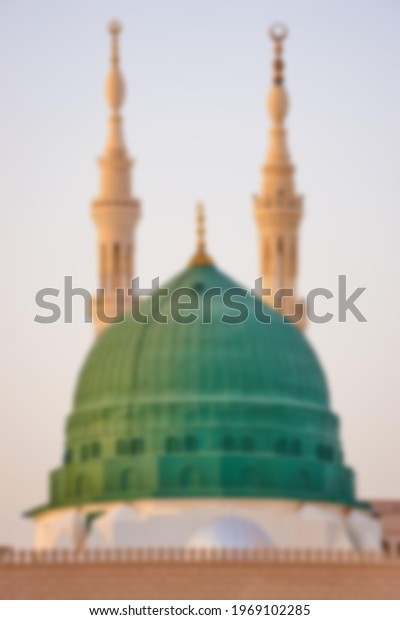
[81,445,89,462]
[242,437,255,452]
[166,437,180,453]
[222,436,235,451]
[292,439,301,456]
[113,242,121,288]
[275,237,284,291]
[125,245,132,289]
[275,438,287,455]
[316,444,334,461]
[180,466,202,487]
[100,244,107,289]
[185,435,197,451]
[91,443,101,459]
[116,439,129,456]
[130,438,144,455]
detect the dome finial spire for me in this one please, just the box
[269,23,288,85]
[196,202,206,255]
[189,203,214,266]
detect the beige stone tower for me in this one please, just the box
[92,21,141,333]
[254,24,304,328]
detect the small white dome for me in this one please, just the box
[187,516,273,551]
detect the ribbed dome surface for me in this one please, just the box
[43,264,356,512]
[75,265,328,411]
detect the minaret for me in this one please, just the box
[254,24,304,328]
[92,21,141,333]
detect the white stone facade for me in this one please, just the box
[33,499,381,552]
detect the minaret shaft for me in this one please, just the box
[254,25,304,328]
[92,21,141,334]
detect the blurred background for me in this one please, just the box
[0,0,399,546]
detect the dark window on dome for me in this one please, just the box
[185,435,197,451]
[64,449,73,465]
[81,445,90,462]
[192,282,205,293]
[116,439,129,455]
[242,437,255,452]
[166,437,180,453]
[275,438,287,454]
[222,436,235,451]
[130,438,144,455]
[91,443,101,459]
[316,444,334,461]
[292,439,301,456]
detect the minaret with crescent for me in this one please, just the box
[254,24,304,328]
[91,21,141,333]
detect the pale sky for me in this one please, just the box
[1,0,399,546]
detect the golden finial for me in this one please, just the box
[196,203,206,254]
[189,203,214,267]
[269,23,288,85]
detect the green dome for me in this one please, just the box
[46,264,356,510]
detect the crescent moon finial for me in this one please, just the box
[268,23,288,85]
[269,23,288,42]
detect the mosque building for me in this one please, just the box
[27,21,380,553]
